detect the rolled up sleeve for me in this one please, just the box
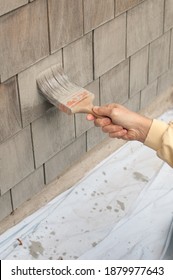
[144,119,173,167]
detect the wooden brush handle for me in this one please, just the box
[74,105,104,118]
[72,96,104,118]
[84,108,104,118]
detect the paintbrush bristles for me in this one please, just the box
[37,65,95,115]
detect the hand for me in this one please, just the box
[87,104,152,143]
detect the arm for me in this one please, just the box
[87,104,173,167]
[144,119,173,167]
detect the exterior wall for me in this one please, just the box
[0,0,173,221]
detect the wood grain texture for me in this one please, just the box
[45,134,86,184]
[149,32,170,83]
[100,59,129,105]
[48,0,83,52]
[130,46,148,96]
[87,126,108,151]
[157,67,173,95]
[0,126,34,195]
[116,0,144,15]
[127,0,164,56]
[31,108,75,168]
[141,81,157,110]
[18,50,62,126]
[0,191,12,221]
[11,167,44,210]
[63,33,93,87]
[0,0,27,16]
[84,0,114,33]
[0,0,49,82]
[170,30,173,67]
[94,14,126,78]
[0,77,21,143]
[164,0,173,32]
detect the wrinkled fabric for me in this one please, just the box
[145,119,173,167]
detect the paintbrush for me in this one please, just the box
[37,64,101,118]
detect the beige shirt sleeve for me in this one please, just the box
[144,119,173,167]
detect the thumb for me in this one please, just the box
[93,106,112,118]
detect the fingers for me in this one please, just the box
[92,105,115,118]
[94,117,112,127]
[86,113,111,128]
[109,129,128,139]
[87,104,120,121]
[86,114,95,121]
[101,123,124,133]
[102,124,128,139]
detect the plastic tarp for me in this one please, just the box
[0,110,173,260]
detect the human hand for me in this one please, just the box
[87,104,152,143]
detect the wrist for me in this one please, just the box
[138,116,152,143]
